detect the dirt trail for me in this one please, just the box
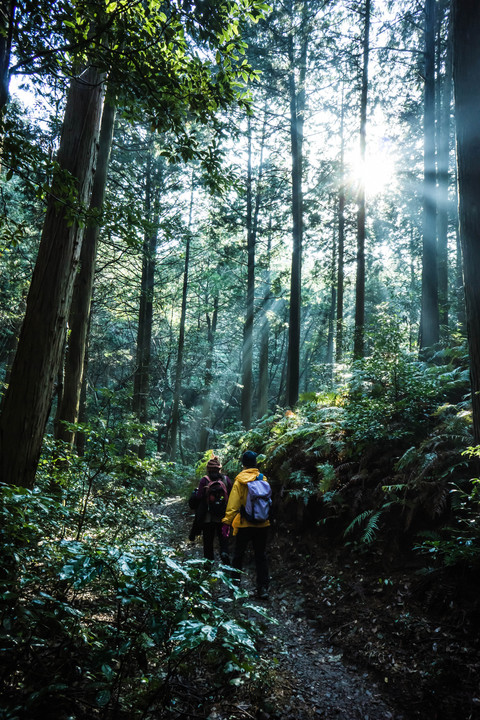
[160,496,401,720]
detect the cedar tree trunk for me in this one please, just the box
[420,0,440,350]
[0,66,103,487]
[452,0,480,442]
[55,89,116,447]
[353,0,371,360]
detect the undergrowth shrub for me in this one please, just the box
[343,350,470,451]
[0,431,267,719]
[414,446,480,570]
[217,335,473,558]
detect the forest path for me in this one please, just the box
[159,496,401,720]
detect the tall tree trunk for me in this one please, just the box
[409,225,417,351]
[0,66,103,488]
[133,147,161,459]
[437,4,453,340]
[0,0,13,109]
[199,295,219,452]
[75,339,89,456]
[55,88,116,447]
[453,161,466,332]
[258,220,272,419]
[452,0,480,442]
[286,3,309,407]
[241,109,267,427]
[336,86,346,365]
[168,178,194,459]
[353,0,371,360]
[0,0,15,169]
[326,214,337,376]
[241,117,254,429]
[420,0,439,350]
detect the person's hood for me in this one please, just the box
[235,467,261,484]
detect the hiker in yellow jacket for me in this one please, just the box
[222,450,270,599]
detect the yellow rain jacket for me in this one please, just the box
[222,467,271,535]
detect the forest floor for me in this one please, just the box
[160,496,480,720]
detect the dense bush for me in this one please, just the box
[216,342,476,564]
[0,425,266,719]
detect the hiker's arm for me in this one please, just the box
[197,476,208,497]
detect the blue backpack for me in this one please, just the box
[242,474,272,523]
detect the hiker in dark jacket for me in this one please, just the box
[191,456,232,564]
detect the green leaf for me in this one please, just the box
[96,690,111,707]
[164,555,190,579]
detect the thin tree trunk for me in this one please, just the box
[258,220,272,419]
[286,3,309,407]
[453,160,465,332]
[409,225,417,352]
[437,3,452,340]
[326,215,337,376]
[55,88,116,447]
[353,0,371,360]
[199,295,219,452]
[241,117,254,429]
[420,0,439,350]
[75,338,89,456]
[168,177,194,459]
[0,66,103,488]
[452,0,480,442]
[2,294,26,387]
[336,85,346,365]
[0,0,15,169]
[133,146,161,459]
[242,108,267,426]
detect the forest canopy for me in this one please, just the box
[2,0,479,476]
[2,0,480,716]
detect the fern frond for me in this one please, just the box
[344,509,372,537]
[362,511,381,543]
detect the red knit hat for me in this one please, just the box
[206,456,221,472]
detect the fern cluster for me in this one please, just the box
[216,340,476,561]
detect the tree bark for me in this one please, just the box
[353,0,371,360]
[55,88,116,447]
[436,5,453,339]
[258,219,272,419]
[420,0,439,350]
[0,66,103,488]
[241,108,267,427]
[168,176,194,459]
[199,295,219,452]
[133,146,161,459]
[0,0,15,169]
[241,117,254,429]
[452,0,480,442]
[453,163,466,332]
[286,2,309,407]
[336,84,346,365]
[0,0,14,109]
[326,214,337,376]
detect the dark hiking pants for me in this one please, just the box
[202,522,230,563]
[231,526,269,592]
